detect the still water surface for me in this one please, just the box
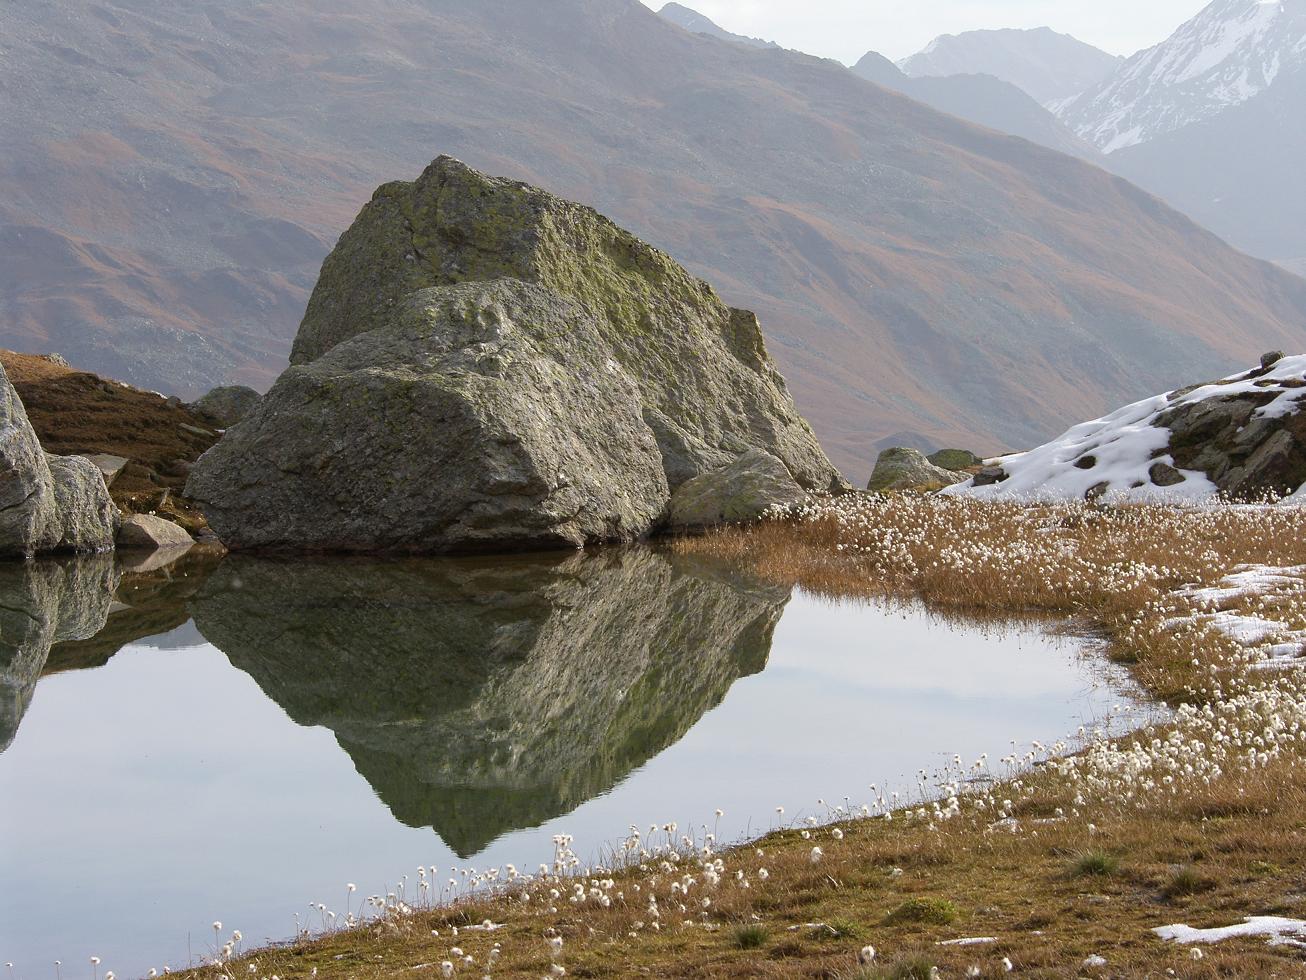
[0,547,1143,976]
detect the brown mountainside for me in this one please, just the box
[4,0,1306,478]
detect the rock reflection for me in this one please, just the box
[0,557,117,753]
[43,547,223,676]
[190,548,791,856]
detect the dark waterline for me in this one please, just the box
[0,547,1144,977]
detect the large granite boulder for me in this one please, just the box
[868,447,967,493]
[190,385,262,428]
[1,557,117,753]
[191,548,790,855]
[948,354,1306,503]
[0,363,118,558]
[0,362,57,554]
[188,157,844,553]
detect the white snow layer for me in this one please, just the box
[1064,0,1300,151]
[1155,915,1306,947]
[1175,564,1306,668]
[945,355,1306,504]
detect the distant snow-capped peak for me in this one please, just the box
[1061,0,1306,152]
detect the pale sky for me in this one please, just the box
[641,0,1209,64]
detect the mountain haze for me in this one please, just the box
[899,28,1123,105]
[658,2,779,48]
[1062,0,1305,151]
[848,55,1099,159]
[655,4,1094,158]
[1060,0,1306,272]
[4,0,1306,478]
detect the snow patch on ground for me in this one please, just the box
[1182,565,1306,605]
[1155,915,1306,947]
[945,355,1306,504]
[1171,565,1306,668]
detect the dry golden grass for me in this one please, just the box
[171,496,1306,979]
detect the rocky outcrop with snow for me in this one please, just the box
[947,353,1306,503]
[1061,0,1306,152]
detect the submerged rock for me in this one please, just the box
[0,557,117,753]
[188,157,844,553]
[190,385,262,428]
[190,548,790,856]
[867,447,967,493]
[0,364,118,558]
[948,354,1306,502]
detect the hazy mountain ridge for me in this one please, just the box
[4,0,1306,479]
[1062,0,1306,151]
[1106,61,1306,265]
[1055,0,1306,270]
[848,55,1099,159]
[899,27,1122,105]
[656,4,1094,158]
[658,2,778,48]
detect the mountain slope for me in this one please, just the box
[658,2,778,48]
[849,53,1099,159]
[1061,0,1306,152]
[899,27,1122,105]
[3,0,1306,480]
[1106,62,1306,264]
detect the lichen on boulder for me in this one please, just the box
[189,157,844,553]
[868,447,966,493]
[668,450,806,530]
[190,385,262,428]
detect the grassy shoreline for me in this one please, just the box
[169,496,1306,979]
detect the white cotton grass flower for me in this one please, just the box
[1002,956,1014,972]
[858,945,877,964]
[440,962,454,978]
[809,846,823,864]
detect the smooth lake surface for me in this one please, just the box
[0,547,1144,977]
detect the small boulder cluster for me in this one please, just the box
[0,362,117,558]
[0,361,197,559]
